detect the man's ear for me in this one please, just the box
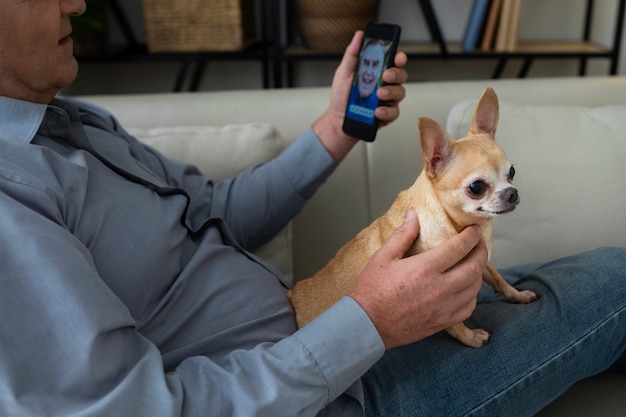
[419,117,455,178]
[469,87,499,139]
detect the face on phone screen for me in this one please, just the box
[345,37,393,126]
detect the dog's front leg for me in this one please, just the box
[482,263,539,304]
[446,322,491,348]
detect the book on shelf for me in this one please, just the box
[426,0,524,54]
[494,0,522,52]
[506,0,522,51]
[462,0,492,52]
[480,0,502,51]
[456,0,523,52]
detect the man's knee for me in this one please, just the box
[583,246,626,274]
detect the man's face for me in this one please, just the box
[0,0,86,103]
[357,42,385,99]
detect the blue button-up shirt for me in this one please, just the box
[0,96,384,416]
[345,84,379,125]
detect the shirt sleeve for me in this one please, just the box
[0,139,385,417]
[75,98,337,251]
[131,127,337,250]
[0,184,384,416]
[212,129,338,250]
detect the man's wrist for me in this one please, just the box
[312,111,359,163]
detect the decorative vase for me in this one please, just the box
[296,0,381,53]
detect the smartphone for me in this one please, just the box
[342,23,402,142]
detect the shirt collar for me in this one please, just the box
[0,96,47,144]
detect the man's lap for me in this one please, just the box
[362,247,626,417]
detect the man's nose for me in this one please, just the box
[61,0,87,17]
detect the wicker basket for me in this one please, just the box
[296,0,380,53]
[142,0,256,53]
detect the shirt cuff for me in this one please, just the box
[293,296,385,403]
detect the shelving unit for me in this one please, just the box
[273,0,625,86]
[78,0,625,91]
[77,0,273,92]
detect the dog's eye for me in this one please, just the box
[468,180,487,196]
[509,166,516,181]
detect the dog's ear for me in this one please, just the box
[419,117,454,178]
[469,87,499,139]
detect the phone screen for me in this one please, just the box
[345,37,394,126]
[342,23,401,141]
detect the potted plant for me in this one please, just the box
[71,0,108,57]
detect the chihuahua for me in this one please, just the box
[287,87,539,348]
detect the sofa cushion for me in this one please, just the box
[126,123,293,283]
[127,123,286,180]
[446,100,626,268]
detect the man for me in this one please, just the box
[357,39,386,100]
[0,1,624,416]
[347,39,387,124]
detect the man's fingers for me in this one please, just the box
[380,210,420,260]
[447,238,488,292]
[422,225,484,273]
[394,50,408,68]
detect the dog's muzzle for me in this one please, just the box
[486,187,520,215]
[504,187,519,205]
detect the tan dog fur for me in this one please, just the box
[287,87,538,348]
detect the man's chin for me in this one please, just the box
[358,84,375,98]
[53,61,80,96]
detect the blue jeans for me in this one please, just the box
[362,247,626,416]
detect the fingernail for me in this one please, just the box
[405,209,415,222]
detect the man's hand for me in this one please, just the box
[349,210,488,350]
[313,31,409,163]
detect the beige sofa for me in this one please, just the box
[81,76,625,416]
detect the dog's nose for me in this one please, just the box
[505,188,519,204]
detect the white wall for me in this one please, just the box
[64,0,625,95]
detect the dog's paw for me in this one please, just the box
[464,329,492,348]
[506,289,540,304]
[446,324,492,348]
